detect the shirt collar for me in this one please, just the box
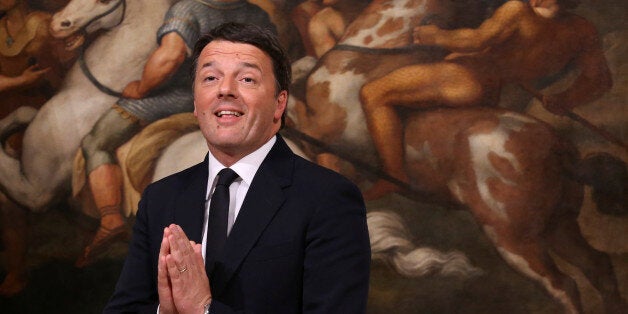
[206,135,276,200]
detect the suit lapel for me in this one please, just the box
[173,155,209,244]
[212,136,294,296]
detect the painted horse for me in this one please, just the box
[287,0,627,313]
[0,0,174,211]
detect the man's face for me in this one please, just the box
[193,40,287,164]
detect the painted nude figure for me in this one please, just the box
[359,0,612,199]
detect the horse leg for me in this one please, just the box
[0,106,38,140]
[547,210,627,313]
[0,197,28,296]
[484,226,583,313]
[0,106,59,211]
[0,106,38,158]
[456,138,580,311]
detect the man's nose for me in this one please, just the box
[218,78,237,98]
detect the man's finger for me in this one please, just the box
[34,67,51,75]
[158,234,172,289]
[157,251,176,313]
[168,224,192,253]
[159,227,171,256]
[158,254,170,290]
[165,253,184,280]
[191,243,204,265]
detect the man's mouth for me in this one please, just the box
[216,110,243,117]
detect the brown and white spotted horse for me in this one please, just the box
[288,0,628,313]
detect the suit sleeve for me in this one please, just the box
[302,178,371,313]
[103,188,160,313]
[208,301,240,314]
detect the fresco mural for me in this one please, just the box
[0,0,626,313]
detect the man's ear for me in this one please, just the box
[193,101,198,117]
[274,91,288,121]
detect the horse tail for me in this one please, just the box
[368,210,482,278]
[124,113,198,192]
[573,152,628,216]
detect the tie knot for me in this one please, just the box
[217,168,239,186]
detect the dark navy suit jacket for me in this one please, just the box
[104,135,371,313]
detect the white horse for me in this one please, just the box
[0,0,173,211]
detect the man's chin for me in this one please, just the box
[207,136,245,153]
[208,132,242,145]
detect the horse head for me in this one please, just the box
[50,0,128,51]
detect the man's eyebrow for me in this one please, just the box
[240,62,262,72]
[200,61,214,70]
[198,61,262,72]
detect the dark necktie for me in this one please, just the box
[205,168,239,276]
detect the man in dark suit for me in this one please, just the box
[104,22,371,313]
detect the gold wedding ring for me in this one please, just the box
[178,266,188,273]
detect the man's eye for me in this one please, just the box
[242,77,255,83]
[204,76,216,81]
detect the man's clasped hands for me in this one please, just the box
[158,224,212,314]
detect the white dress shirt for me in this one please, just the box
[200,135,276,261]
